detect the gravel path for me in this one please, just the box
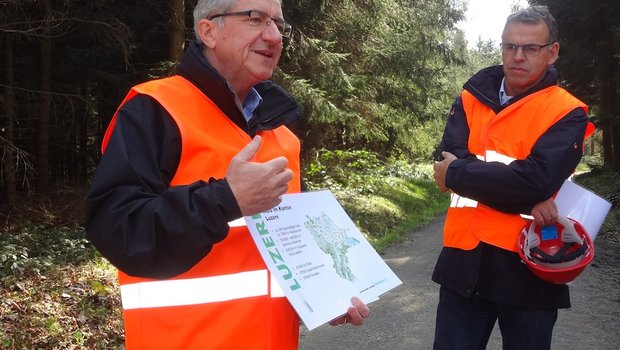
[298,215,620,350]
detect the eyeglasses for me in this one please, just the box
[500,42,554,57]
[209,10,292,39]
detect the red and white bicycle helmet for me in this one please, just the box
[518,216,594,285]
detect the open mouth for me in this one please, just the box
[254,49,274,58]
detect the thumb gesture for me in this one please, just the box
[234,135,262,162]
[226,136,293,216]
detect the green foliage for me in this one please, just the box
[0,225,96,278]
[277,0,468,159]
[304,149,384,193]
[304,150,449,251]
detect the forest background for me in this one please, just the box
[0,0,619,348]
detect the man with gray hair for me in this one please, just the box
[86,0,369,349]
[432,6,593,349]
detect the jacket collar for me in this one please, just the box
[175,41,247,131]
[175,41,301,135]
[464,65,558,113]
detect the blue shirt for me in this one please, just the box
[499,78,513,106]
[243,87,263,122]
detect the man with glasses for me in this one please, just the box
[85,0,369,349]
[432,6,592,349]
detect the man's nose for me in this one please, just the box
[513,46,527,60]
[262,21,282,41]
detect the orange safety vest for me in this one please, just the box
[443,85,590,252]
[102,76,301,350]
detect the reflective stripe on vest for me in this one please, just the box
[120,270,286,309]
[102,75,301,350]
[443,86,589,252]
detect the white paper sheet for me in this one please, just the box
[554,179,612,241]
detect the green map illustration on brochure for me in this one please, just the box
[304,212,360,282]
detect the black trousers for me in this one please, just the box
[433,286,558,350]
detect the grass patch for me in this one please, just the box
[335,177,448,252]
[305,150,450,252]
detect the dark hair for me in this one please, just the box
[505,5,557,43]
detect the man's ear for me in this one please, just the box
[197,19,217,48]
[548,41,560,65]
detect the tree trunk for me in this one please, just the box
[608,57,620,172]
[611,116,620,172]
[78,79,88,183]
[36,0,52,193]
[599,70,614,168]
[169,0,185,63]
[596,21,619,171]
[1,32,17,205]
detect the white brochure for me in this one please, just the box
[245,190,402,331]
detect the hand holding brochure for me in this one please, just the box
[244,190,402,330]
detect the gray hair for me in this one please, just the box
[193,0,237,41]
[192,0,283,42]
[504,5,558,43]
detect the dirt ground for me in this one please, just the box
[299,215,620,350]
